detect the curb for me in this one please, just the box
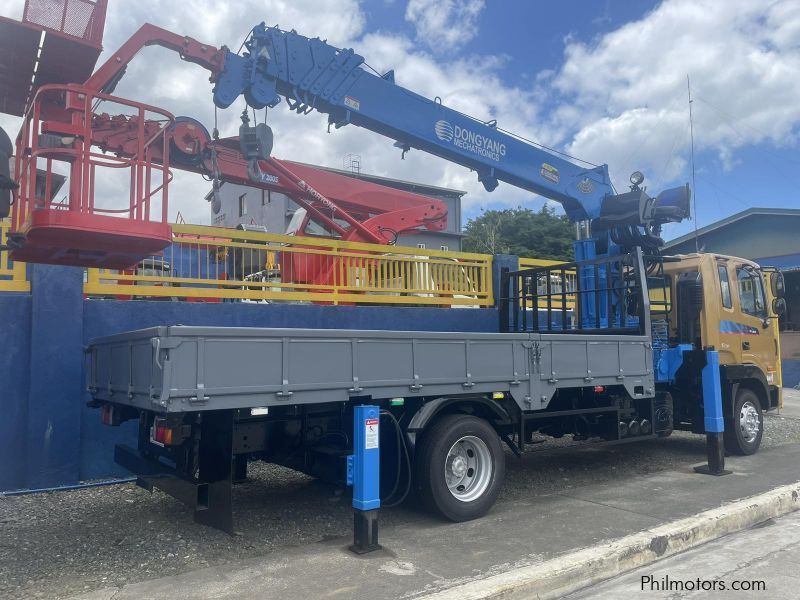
[421,481,800,600]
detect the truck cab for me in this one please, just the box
[658,253,785,454]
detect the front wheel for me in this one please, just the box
[724,388,763,455]
[414,414,505,522]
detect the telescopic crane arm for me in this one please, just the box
[210,23,692,250]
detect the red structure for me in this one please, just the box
[10,84,173,268]
[0,5,448,272]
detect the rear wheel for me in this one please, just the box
[724,388,763,455]
[414,414,505,522]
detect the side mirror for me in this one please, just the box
[772,297,787,318]
[771,271,785,298]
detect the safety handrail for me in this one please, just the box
[84,224,494,306]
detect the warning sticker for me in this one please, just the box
[344,95,361,111]
[365,417,379,450]
[540,162,560,184]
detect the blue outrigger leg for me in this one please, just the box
[347,404,382,553]
[694,351,732,476]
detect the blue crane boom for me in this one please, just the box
[212,23,690,244]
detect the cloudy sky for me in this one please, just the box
[1,0,799,241]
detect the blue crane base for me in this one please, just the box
[693,350,732,477]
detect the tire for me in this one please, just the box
[724,387,763,455]
[413,414,505,522]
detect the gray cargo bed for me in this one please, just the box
[88,326,654,412]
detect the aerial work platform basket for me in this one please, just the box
[9,84,174,269]
[1,0,175,269]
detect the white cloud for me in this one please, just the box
[5,0,800,230]
[554,0,800,192]
[405,0,486,52]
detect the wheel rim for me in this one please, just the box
[739,400,760,443]
[444,435,493,503]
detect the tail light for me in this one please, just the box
[153,421,174,445]
[149,417,189,447]
[100,404,121,426]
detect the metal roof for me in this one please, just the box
[665,207,800,248]
[305,163,468,198]
[207,161,468,200]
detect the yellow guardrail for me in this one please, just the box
[85,224,493,306]
[518,257,568,269]
[518,257,575,310]
[0,220,29,293]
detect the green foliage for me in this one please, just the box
[462,205,574,260]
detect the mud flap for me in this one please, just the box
[194,410,235,534]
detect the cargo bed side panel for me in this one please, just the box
[89,327,538,412]
[88,327,655,413]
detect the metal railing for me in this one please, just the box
[502,250,650,335]
[0,220,29,292]
[518,257,576,310]
[84,224,493,306]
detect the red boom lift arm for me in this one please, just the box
[2,18,448,266]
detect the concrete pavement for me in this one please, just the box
[567,509,800,599]
[780,387,800,418]
[71,438,800,600]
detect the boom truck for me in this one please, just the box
[0,8,787,545]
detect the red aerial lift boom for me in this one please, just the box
[0,6,448,272]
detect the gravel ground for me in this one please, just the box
[3,411,800,599]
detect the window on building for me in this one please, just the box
[417,243,426,249]
[736,266,766,317]
[440,245,449,251]
[238,193,247,217]
[718,264,732,309]
[262,190,270,206]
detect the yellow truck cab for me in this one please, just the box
[658,253,785,455]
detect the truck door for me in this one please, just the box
[733,264,777,379]
[715,260,737,365]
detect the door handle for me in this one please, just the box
[742,340,750,351]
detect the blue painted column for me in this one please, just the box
[694,350,731,476]
[701,351,725,434]
[25,264,85,488]
[0,294,31,490]
[348,404,381,553]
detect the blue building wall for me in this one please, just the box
[1,264,499,492]
[782,360,800,388]
[0,294,31,491]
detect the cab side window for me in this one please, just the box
[718,265,732,309]
[736,267,766,317]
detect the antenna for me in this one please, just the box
[687,74,699,252]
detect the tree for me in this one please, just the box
[462,205,574,261]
